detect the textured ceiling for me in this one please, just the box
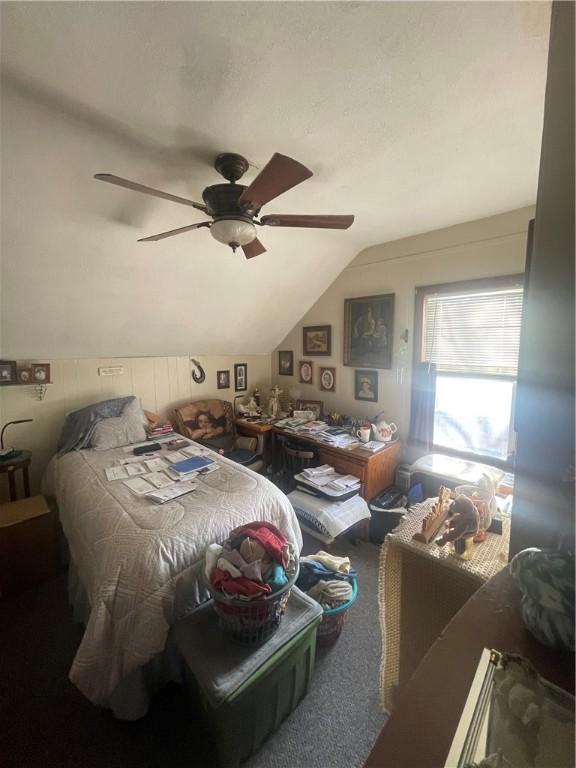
[0,1,550,357]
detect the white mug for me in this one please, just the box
[356,427,371,443]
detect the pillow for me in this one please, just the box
[91,398,147,451]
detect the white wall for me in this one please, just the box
[0,353,271,501]
[273,208,533,446]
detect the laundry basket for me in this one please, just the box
[205,562,300,647]
[316,577,358,648]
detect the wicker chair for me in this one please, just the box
[173,399,264,473]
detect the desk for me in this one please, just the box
[365,567,574,768]
[0,450,32,502]
[272,428,401,502]
[235,419,274,468]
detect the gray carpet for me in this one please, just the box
[0,535,385,768]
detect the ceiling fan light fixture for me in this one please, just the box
[210,218,257,251]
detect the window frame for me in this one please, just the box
[413,274,525,470]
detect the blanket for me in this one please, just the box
[57,396,136,456]
[42,445,302,708]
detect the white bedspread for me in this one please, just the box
[43,445,302,707]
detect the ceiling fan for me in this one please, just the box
[94,152,354,259]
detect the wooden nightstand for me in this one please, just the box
[0,449,32,501]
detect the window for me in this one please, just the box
[414,276,524,466]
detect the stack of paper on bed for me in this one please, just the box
[288,488,370,541]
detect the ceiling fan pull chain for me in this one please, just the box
[191,359,206,384]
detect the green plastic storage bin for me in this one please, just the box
[174,587,322,768]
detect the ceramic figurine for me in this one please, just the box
[509,548,575,651]
[435,495,479,559]
[267,385,282,418]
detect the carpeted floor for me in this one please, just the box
[0,535,385,768]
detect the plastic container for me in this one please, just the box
[206,562,299,646]
[175,589,322,768]
[454,484,496,539]
[317,577,358,647]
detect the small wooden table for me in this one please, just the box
[0,450,31,502]
[235,419,274,468]
[365,568,575,768]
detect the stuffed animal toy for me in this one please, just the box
[435,494,479,548]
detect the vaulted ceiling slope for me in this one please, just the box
[0,2,549,358]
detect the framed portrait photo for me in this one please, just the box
[18,368,32,384]
[319,367,336,393]
[0,360,17,385]
[278,350,294,376]
[217,370,230,389]
[296,399,323,420]
[344,294,394,369]
[234,363,247,392]
[303,325,331,356]
[31,363,51,383]
[354,369,378,402]
[298,360,314,384]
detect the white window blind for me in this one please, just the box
[421,286,523,375]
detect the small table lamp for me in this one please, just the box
[0,419,33,458]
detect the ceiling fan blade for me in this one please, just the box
[138,221,211,242]
[260,214,354,230]
[242,238,267,259]
[239,153,313,211]
[94,174,208,213]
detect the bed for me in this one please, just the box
[42,441,302,718]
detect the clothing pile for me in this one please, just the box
[296,551,357,609]
[205,521,297,600]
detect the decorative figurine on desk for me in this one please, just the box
[435,494,479,560]
[237,396,261,418]
[267,385,282,418]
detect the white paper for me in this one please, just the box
[126,463,147,476]
[123,477,156,495]
[145,481,196,503]
[144,458,169,472]
[165,450,189,463]
[105,466,129,482]
[181,445,207,457]
[144,472,174,489]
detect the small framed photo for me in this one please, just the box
[234,363,247,392]
[298,360,314,384]
[18,368,32,384]
[303,325,331,356]
[296,399,323,420]
[319,367,336,392]
[217,370,230,389]
[31,363,51,383]
[278,350,294,376]
[355,369,378,402]
[0,360,17,385]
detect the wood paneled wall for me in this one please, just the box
[0,354,271,501]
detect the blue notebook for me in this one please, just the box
[170,456,214,474]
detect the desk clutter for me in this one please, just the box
[287,464,370,542]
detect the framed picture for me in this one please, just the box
[217,370,230,389]
[0,360,17,385]
[31,363,51,383]
[234,363,247,392]
[344,294,395,369]
[298,360,314,384]
[18,368,32,384]
[278,350,294,376]
[355,369,378,402]
[296,399,323,420]
[303,325,331,356]
[319,367,336,392]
